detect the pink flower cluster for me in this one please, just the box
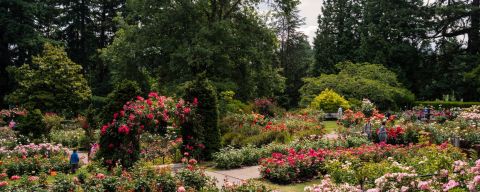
[100,92,197,136]
[1,143,69,158]
[304,175,361,192]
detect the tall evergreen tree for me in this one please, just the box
[0,0,45,107]
[312,0,361,75]
[271,0,312,108]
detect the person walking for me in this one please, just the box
[70,149,80,173]
[364,120,372,139]
[378,121,387,143]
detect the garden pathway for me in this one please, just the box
[205,166,261,188]
[68,150,89,165]
[324,133,339,139]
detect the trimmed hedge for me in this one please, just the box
[415,101,480,108]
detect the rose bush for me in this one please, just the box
[260,148,327,184]
[97,92,197,167]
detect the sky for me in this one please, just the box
[297,0,323,43]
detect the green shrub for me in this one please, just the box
[219,91,249,115]
[300,62,415,110]
[51,174,76,192]
[0,127,17,149]
[101,79,142,123]
[184,77,220,159]
[241,131,291,147]
[310,89,350,113]
[415,101,480,108]
[6,43,92,116]
[49,129,89,148]
[43,113,65,131]
[15,109,49,142]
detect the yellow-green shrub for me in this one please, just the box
[310,89,350,113]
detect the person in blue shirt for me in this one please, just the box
[70,149,80,173]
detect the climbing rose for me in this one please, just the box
[193,97,198,106]
[147,113,154,119]
[183,107,191,114]
[118,125,130,135]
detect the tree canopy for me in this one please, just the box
[6,43,92,114]
[300,62,415,110]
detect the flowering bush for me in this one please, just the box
[0,127,18,149]
[0,143,69,158]
[254,98,277,117]
[97,92,196,167]
[260,148,326,184]
[222,180,272,192]
[0,108,26,126]
[1,155,70,176]
[214,136,370,169]
[176,158,216,191]
[361,99,376,118]
[304,175,361,192]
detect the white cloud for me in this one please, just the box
[298,0,323,43]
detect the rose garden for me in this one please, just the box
[2,81,480,192]
[2,0,480,191]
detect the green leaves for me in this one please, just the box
[300,62,415,110]
[6,43,92,115]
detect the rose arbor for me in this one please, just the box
[97,92,197,167]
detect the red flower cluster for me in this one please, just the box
[387,126,404,139]
[263,122,287,132]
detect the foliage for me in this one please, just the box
[101,0,285,101]
[49,129,92,149]
[184,77,220,159]
[301,62,415,110]
[43,113,65,131]
[101,80,142,124]
[15,109,49,142]
[51,174,76,192]
[6,43,92,115]
[0,127,18,149]
[310,88,350,113]
[218,91,250,115]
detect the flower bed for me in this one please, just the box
[213,136,370,169]
[305,159,480,192]
[260,148,327,184]
[259,142,466,184]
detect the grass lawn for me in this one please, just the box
[254,178,322,192]
[323,120,338,134]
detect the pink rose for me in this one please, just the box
[177,186,186,192]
